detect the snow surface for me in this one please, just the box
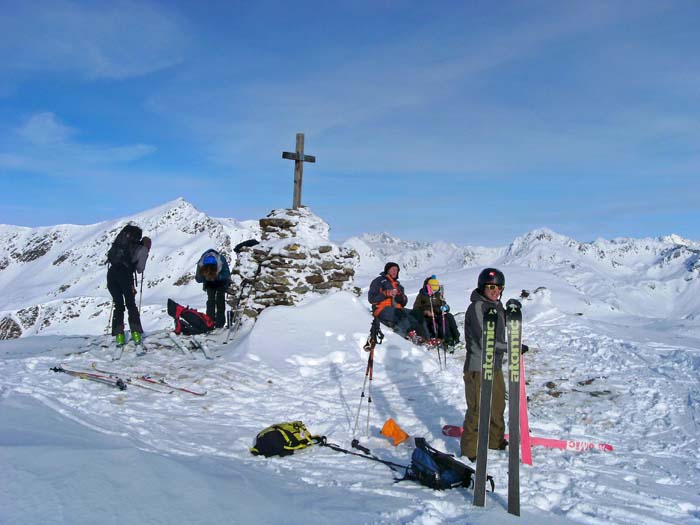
[2,209,700,524]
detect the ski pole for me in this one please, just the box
[138,270,144,311]
[106,301,114,335]
[105,261,113,335]
[225,278,250,344]
[352,345,374,438]
[365,350,373,435]
[426,284,439,338]
[426,282,443,369]
[440,285,448,364]
[353,319,380,438]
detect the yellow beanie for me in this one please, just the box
[428,278,440,292]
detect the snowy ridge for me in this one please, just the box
[344,232,501,280]
[2,202,699,338]
[498,228,700,319]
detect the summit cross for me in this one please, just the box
[282,133,316,209]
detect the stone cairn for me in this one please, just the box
[228,207,360,320]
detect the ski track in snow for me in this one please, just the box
[525,312,700,525]
[3,306,700,524]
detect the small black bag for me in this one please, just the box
[167,299,215,335]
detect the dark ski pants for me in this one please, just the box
[428,312,460,344]
[460,370,506,459]
[205,284,227,328]
[377,307,428,339]
[107,265,143,336]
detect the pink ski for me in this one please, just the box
[441,425,613,452]
[508,434,613,453]
[519,354,533,465]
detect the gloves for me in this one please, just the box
[522,344,529,354]
[440,304,450,313]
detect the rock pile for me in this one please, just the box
[229,207,359,319]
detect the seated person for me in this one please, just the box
[412,275,461,347]
[368,262,429,343]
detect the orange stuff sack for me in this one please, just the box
[380,418,409,446]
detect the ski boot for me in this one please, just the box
[115,333,126,347]
[407,330,424,346]
[132,331,146,357]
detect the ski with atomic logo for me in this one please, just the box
[473,306,499,507]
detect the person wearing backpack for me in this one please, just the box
[106,224,151,346]
[195,249,231,328]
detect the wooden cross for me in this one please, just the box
[282,133,316,209]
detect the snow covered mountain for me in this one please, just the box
[0,198,260,338]
[2,202,700,524]
[500,228,700,319]
[1,201,699,339]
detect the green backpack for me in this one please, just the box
[250,421,319,457]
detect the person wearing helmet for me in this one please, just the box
[195,249,232,328]
[412,276,460,347]
[368,262,427,343]
[460,267,508,461]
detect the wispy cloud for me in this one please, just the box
[0,0,189,83]
[0,112,156,176]
[18,112,76,145]
[142,0,686,178]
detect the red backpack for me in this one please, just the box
[167,299,215,335]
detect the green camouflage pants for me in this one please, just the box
[460,370,506,458]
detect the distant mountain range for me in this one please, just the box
[1,198,698,338]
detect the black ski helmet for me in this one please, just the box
[477,268,505,289]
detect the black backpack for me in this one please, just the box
[167,299,215,335]
[107,224,142,269]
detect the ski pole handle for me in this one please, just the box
[351,439,370,455]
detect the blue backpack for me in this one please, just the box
[403,438,493,491]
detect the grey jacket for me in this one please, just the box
[464,288,507,373]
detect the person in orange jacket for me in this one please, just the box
[368,262,427,343]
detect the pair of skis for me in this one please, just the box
[168,332,214,360]
[472,299,523,515]
[91,362,207,396]
[50,363,206,395]
[51,365,128,390]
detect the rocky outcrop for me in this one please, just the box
[229,207,359,319]
[0,317,22,339]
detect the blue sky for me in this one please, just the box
[1,0,699,245]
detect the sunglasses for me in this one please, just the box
[484,284,504,290]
